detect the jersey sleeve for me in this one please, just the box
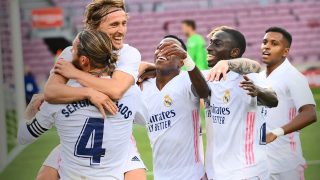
[288,73,316,110]
[133,95,149,126]
[115,46,141,82]
[18,102,55,145]
[50,46,73,74]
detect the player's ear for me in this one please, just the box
[80,55,90,66]
[230,48,240,58]
[283,48,290,58]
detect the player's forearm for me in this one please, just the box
[45,83,91,104]
[227,58,261,74]
[281,105,317,135]
[257,87,278,108]
[189,67,210,98]
[138,61,156,77]
[75,70,128,100]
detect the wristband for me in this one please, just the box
[271,127,284,137]
[183,54,196,71]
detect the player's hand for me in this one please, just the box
[266,132,277,144]
[206,60,228,81]
[156,42,187,60]
[54,60,80,79]
[24,93,45,120]
[88,88,118,118]
[239,75,259,97]
[137,70,156,90]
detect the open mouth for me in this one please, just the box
[262,51,271,56]
[207,54,217,61]
[156,56,167,63]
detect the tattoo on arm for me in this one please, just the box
[228,58,261,74]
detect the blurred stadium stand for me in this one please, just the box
[1,0,320,86]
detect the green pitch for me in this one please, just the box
[1,89,319,180]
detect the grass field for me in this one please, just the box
[1,89,319,180]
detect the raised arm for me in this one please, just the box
[157,42,210,98]
[207,58,261,81]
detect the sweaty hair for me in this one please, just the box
[84,0,126,30]
[182,19,196,30]
[265,26,292,47]
[163,35,187,50]
[208,26,246,57]
[77,30,118,74]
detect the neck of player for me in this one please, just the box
[155,69,180,90]
[266,57,286,77]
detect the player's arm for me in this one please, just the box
[267,76,317,143]
[157,42,210,98]
[44,73,117,117]
[18,100,54,145]
[53,60,133,100]
[207,58,261,81]
[240,75,278,108]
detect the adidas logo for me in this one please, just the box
[131,156,140,161]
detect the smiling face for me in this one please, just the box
[154,38,184,74]
[97,9,127,50]
[206,30,234,67]
[261,32,289,67]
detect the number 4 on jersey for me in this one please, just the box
[75,117,106,165]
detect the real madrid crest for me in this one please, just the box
[223,89,231,104]
[164,95,173,107]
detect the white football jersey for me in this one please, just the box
[142,72,205,180]
[259,59,316,173]
[201,70,215,180]
[55,44,141,82]
[206,72,268,180]
[19,80,148,180]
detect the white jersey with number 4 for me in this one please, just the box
[19,80,148,180]
[206,72,268,180]
[259,59,316,174]
[142,72,205,180]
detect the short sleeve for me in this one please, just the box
[35,102,56,129]
[115,46,141,82]
[288,73,316,110]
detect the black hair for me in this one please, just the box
[266,27,292,47]
[163,35,187,51]
[220,28,246,57]
[182,19,196,30]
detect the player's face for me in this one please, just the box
[71,37,82,70]
[181,23,191,37]
[206,31,233,67]
[155,39,183,72]
[261,32,289,66]
[98,9,127,50]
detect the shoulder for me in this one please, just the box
[119,44,141,57]
[57,46,73,62]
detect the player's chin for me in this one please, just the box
[261,56,271,64]
[208,59,219,68]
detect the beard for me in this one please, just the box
[72,58,82,70]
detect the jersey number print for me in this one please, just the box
[75,117,106,165]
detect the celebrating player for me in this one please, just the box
[140,35,210,179]
[37,0,147,179]
[205,27,278,180]
[260,27,317,180]
[18,30,148,180]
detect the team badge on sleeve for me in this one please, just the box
[163,95,173,107]
[223,89,231,104]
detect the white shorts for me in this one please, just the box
[43,136,146,173]
[269,165,305,180]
